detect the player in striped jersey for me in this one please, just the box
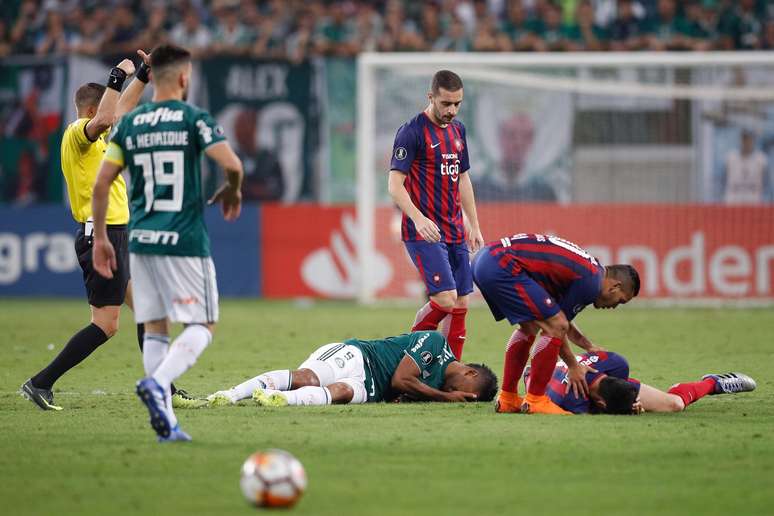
[526,351,756,415]
[472,233,640,414]
[387,70,484,361]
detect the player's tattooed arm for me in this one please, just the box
[391,356,475,402]
[387,170,441,243]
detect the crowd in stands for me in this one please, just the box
[1,0,773,60]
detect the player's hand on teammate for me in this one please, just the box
[92,237,117,279]
[413,215,442,243]
[567,362,597,399]
[116,58,136,77]
[208,184,242,221]
[443,390,478,402]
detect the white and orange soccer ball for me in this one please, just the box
[239,449,307,508]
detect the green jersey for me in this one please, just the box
[346,331,456,402]
[107,99,226,257]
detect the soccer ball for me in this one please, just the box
[240,449,307,508]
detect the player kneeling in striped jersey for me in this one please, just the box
[205,331,498,407]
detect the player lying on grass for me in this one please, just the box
[204,331,498,407]
[522,350,756,415]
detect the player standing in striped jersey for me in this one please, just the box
[388,70,484,360]
[472,233,640,414]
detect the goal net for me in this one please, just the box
[356,52,774,305]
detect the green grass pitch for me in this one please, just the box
[1,299,772,516]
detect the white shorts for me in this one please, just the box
[298,343,368,404]
[130,253,219,324]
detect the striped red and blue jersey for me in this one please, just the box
[487,233,604,320]
[526,351,640,414]
[390,112,470,244]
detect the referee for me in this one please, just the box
[21,51,192,410]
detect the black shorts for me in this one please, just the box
[74,224,130,307]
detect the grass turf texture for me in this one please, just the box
[1,299,772,516]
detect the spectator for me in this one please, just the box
[317,1,358,57]
[433,15,473,51]
[10,0,44,55]
[419,3,444,47]
[211,0,253,56]
[733,0,765,50]
[68,10,106,56]
[286,11,319,63]
[473,15,508,51]
[572,0,610,50]
[35,7,69,55]
[103,3,141,56]
[501,1,545,51]
[351,3,382,53]
[643,0,693,51]
[170,9,212,57]
[609,0,649,50]
[682,0,715,51]
[132,3,171,53]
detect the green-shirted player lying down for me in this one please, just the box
[205,331,498,407]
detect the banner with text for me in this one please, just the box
[0,205,261,297]
[202,58,322,203]
[262,204,774,301]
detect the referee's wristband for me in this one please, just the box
[106,67,128,92]
[136,62,150,83]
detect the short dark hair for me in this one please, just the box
[431,70,463,94]
[598,377,639,415]
[468,363,498,402]
[607,264,640,297]
[150,44,192,78]
[74,82,105,111]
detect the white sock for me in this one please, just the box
[152,325,212,390]
[282,386,332,406]
[143,333,169,376]
[230,370,292,401]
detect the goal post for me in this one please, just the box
[356,51,774,305]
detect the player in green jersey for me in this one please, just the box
[91,44,243,442]
[204,331,498,407]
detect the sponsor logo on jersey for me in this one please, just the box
[421,351,433,365]
[129,229,180,246]
[411,333,430,353]
[133,107,184,127]
[440,159,460,182]
[394,147,407,160]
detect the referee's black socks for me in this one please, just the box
[31,323,109,391]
